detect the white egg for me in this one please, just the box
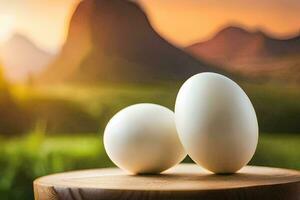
[104,103,186,174]
[175,72,258,174]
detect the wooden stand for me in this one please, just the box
[34,164,300,200]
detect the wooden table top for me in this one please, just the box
[34,163,300,200]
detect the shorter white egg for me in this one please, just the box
[104,103,186,174]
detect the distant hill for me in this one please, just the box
[186,26,300,82]
[0,34,54,83]
[41,0,222,84]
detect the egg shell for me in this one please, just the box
[104,103,186,174]
[175,73,258,174]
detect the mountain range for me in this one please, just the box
[40,0,300,83]
[0,34,54,83]
[186,26,300,82]
[40,0,221,83]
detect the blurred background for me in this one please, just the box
[0,0,299,199]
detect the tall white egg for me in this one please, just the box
[104,103,186,174]
[175,73,258,174]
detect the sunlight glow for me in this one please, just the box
[0,14,15,43]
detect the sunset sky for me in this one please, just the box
[0,0,299,52]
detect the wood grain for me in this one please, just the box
[34,164,300,200]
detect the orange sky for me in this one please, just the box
[0,0,299,52]
[139,0,300,46]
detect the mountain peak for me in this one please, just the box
[212,26,268,42]
[41,0,221,83]
[0,33,54,83]
[186,25,300,82]
[7,33,30,43]
[2,33,55,58]
[218,26,249,35]
[187,25,300,61]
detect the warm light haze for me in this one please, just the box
[0,0,299,52]
[0,0,80,52]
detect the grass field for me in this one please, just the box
[0,132,299,200]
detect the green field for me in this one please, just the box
[0,82,298,200]
[0,132,299,200]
